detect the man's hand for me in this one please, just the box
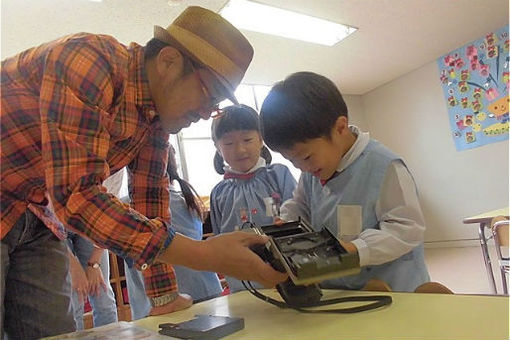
[201,232,288,287]
[159,232,288,288]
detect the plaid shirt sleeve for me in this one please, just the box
[38,37,175,296]
[127,125,178,297]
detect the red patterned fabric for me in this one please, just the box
[1,33,177,298]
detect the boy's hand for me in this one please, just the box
[339,240,358,254]
[273,217,285,225]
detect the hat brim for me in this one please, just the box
[154,25,239,106]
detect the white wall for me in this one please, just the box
[343,95,369,132]
[360,61,509,243]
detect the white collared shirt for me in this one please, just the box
[223,157,266,175]
[281,125,426,267]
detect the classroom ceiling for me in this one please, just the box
[1,0,508,94]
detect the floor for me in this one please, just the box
[424,245,507,295]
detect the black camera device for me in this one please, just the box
[249,218,360,307]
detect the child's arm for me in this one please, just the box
[351,160,426,267]
[267,164,297,221]
[279,176,310,222]
[85,246,108,296]
[68,248,89,303]
[209,189,222,234]
[278,165,298,202]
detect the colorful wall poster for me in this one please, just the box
[437,25,509,151]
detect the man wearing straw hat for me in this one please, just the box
[0,6,287,339]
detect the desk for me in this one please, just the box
[136,289,509,339]
[463,207,509,294]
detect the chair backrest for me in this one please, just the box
[491,217,509,247]
[491,217,509,262]
[414,282,454,294]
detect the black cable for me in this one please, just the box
[242,281,287,308]
[242,281,392,314]
[290,294,393,314]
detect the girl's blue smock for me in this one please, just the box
[209,163,297,292]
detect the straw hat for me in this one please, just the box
[154,6,254,105]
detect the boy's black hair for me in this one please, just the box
[260,72,348,151]
[211,104,272,174]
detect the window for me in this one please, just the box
[176,84,300,196]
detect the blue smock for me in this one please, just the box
[210,163,297,292]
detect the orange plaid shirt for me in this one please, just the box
[1,33,177,297]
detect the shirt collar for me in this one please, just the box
[224,157,266,175]
[130,43,157,122]
[336,125,370,173]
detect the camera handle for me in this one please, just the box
[242,280,392,314]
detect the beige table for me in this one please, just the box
[463,207,509,294]
[136,289,509,339]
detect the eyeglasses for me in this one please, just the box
[188,59,225,118]
[195,72,223,118]
[210,106,225,119]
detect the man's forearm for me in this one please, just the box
[157,231,287,288]
[157,233,209,271]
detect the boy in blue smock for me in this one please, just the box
[209,105,297,292]
[260,72,430,292]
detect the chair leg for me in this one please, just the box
[500,268,508,295]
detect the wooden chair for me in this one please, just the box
[108,251,132,322]
[414,282,453,294]
[491,216,509,294]
[362,278,392,292]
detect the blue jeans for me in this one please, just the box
[124,261,151,320]
[67,233,118,330]
[0,210,75,339]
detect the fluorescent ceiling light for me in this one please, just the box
[220,0,357,46]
